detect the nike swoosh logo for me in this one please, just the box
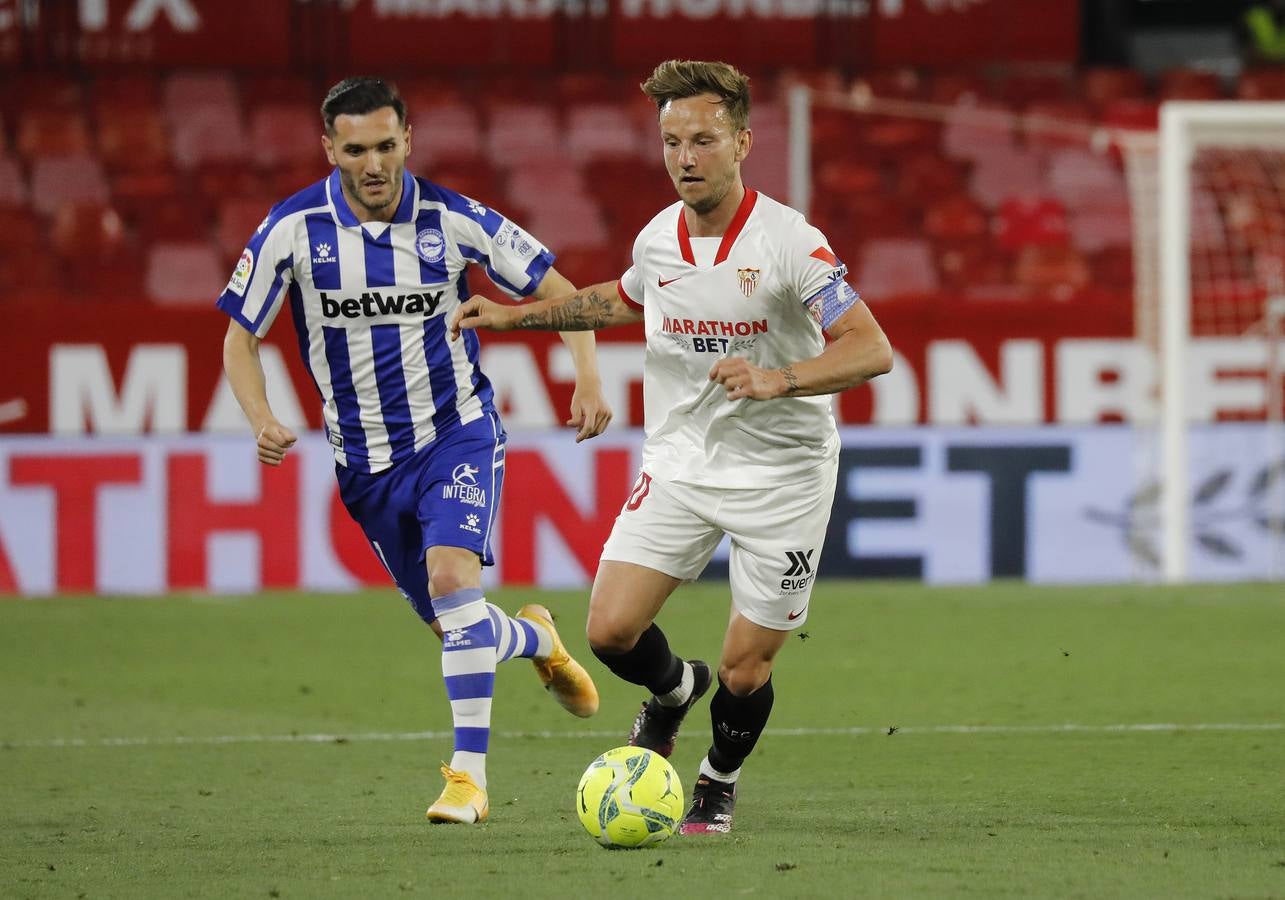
[658,275,687,287]
[787,607,807,621]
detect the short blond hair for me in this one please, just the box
[641,60,751,131]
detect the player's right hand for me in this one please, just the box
[449,295,513,340]
[255,420,297,467]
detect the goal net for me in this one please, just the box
[1125,103,1285,582]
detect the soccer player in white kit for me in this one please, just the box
[451,60,892,834]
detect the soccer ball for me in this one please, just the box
[575,746,684,849]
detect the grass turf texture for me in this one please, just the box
[1,582,1282,899]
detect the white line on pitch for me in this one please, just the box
[4,722,1282,750]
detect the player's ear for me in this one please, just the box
[403,122,412,157]
[735,128,752,163]
[322,133,337,166]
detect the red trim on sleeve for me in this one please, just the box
[809,245,839,267]
[713,189,758,266]
[617,278,644,311]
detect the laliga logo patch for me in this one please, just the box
[415,227,446,264]
[227,248,254,296]
[737,267,760,298]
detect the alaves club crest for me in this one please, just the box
[737,267,760,297]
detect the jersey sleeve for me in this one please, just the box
[215,207,296,338]
[616,227,651,310]
[783,217,861,332]
[436,186,554,299]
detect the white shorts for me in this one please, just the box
[599,462,838,631]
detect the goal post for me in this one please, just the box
[1154,102,1285,582]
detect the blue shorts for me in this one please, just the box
[335,411,506,623]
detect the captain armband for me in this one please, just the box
[803,279,861,330]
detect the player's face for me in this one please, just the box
[658,94,750,216]
[322,107,413,223]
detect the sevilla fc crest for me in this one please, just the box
[737,267,760,297]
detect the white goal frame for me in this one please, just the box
[1158,102,1285,582]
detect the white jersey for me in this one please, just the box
[617,189,857,489]
[217,169,553,474]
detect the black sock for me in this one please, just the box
[707,674,774,775]
[591,623,684,695]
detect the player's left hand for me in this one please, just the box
[567,380,613,442]
[709,357,782,401]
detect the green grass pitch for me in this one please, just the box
[2,582,1282,898]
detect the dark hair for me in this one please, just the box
[641,60,751,131]
[320,77,406,134]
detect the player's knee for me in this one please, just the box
[585,609,640,655]
[718,662,771,697]
[427,568,474,599]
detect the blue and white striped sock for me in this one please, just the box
[487,603,553,662]
[432,588,497,790]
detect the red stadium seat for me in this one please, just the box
[1069,203,1132,253]
[506,164,590,213]
[817,158,882,197]
[145,241,227,305]
[163,72,240,121]
[248,104,319,170]
[1237,67,1285,100]
[267,161,332,198]
[995,195,1069,252]
[486,104,563,168]
[16,110,92,161]
[96,107,172,172]
[30,156,109,217]
[1045,148,1126,210]
[1014,243,1091,299]
[969,147,1045,208]
[1099,98,1160,132]
[936,238,1011,295]
[413,103,484,167]
[1091,246,1134,292]
[942,102,1015,163]
[127,193,214,244]
[194,167,270,202]
[1080,67,1147,110]
[922,193,989,242]
[49,201,126,261]
[895,153,964,211]
[216,197,276,263]
[1159,69,1224,101]
[855,238,940,300]
[172,105,247,169]
[427,163,503,207]
[524,196,609,251]
[566,104,644,162]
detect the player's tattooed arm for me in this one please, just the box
[780,365,802,395]
[516,288,624,330]
[451,280,642,338]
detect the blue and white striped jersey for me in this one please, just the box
[217,168,554,473]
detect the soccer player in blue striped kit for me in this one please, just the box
[218,77,610,824]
